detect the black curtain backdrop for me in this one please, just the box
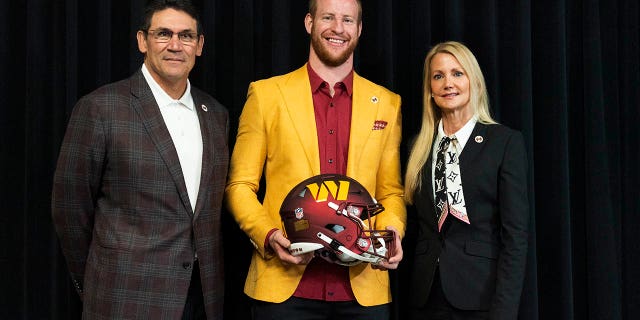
[1,0,638,319]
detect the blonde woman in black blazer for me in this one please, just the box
[403,41,529,320]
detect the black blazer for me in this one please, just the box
[407,122,529,319]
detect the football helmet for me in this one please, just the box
[279,174,395,266]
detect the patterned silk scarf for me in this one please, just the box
[434,136,470,231]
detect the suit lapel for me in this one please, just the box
[456,122,487,226]
[192,91,211,218]
[424,139,437,215]
[413,148,440,229]
[459,122,487,168]
[347,72,379,176]
[192,90,228,219]
[129,70,192,214]
[280,65,321,174]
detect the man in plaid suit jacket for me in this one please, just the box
[51,1,228,319]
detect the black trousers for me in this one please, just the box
[252,296,390,320]
[182,261,207,320]
[409,267,489,320]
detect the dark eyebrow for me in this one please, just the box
[152,27,196,33]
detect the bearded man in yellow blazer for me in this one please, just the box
[225,0,406,318]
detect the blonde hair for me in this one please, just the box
[404,41,496,204]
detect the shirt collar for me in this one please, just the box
[436,116,477,150]
[306,63,354,96]
[141,63,194,110]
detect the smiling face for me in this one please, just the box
[429,52,472,117]
[305,0,362,67]
[137,8,203,91]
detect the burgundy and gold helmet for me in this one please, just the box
[279,174,395,266]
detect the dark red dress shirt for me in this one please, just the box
[291,64,355,301]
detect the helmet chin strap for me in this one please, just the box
[316,231,384,265]
[327,201,369,230]
[327,201,343,213]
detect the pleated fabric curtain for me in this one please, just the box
[1,1,638,319]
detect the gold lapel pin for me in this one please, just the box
[475,135,483,143]
[201,104,208,112]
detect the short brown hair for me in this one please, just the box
[309,0,362,22]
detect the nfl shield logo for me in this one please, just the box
[295,208,304,219]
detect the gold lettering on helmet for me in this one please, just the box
[306,180,350,201]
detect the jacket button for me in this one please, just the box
[182,262,192,270]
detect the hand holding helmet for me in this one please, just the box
[267,229,314,265]
[279,174,396,266]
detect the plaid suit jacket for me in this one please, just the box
[52,69,228,319]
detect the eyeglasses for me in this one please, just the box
[146,28,199,44]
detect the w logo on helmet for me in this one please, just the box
[280,174,393,266]
[305,179,350,202]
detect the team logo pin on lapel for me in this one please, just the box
[201,104,208,112]
[475,135,484,143]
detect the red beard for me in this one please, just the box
[310,31,358,67]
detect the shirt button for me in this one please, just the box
[182,262,192,270]
[330,102,334,107]
[329,129,334,134]
[328,159,334,164]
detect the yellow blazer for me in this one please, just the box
[225,64,406,306]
